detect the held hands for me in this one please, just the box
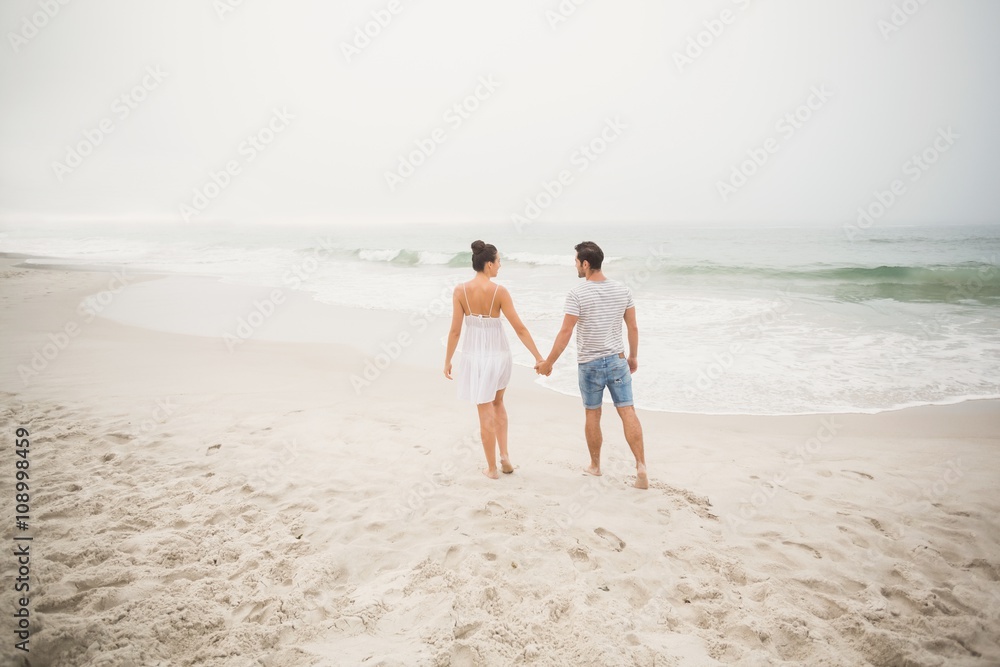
[534,359,553,376]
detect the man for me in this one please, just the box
[535,241,648,490]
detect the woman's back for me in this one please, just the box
[461,280,503,318]
[455,280,511,405]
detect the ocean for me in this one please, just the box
[2,220,999,416]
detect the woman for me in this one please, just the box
[444,240,544,479]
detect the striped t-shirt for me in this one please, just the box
[564,279,635,364]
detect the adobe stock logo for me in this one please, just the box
[7,0,72,53]
[340,0,410,63]
[877,0,932,40]
[384,76,500,192]
[223,290,287,353]
[214,0,248,20]
[179,107,294,222]
[716,85,833,203]
[673,0,756,73]
[545,0,589,30]
[51,67,169,182]
[512,116,627,232]
[843,127,958,241]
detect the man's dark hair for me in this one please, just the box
[575,241,603,270]
[471,240,498,272]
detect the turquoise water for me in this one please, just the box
[3,221,999,415]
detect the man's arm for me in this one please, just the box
[536,313,578,375]
[624,306,638,373]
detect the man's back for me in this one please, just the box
[565,279,634,363]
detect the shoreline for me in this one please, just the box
[4,251,998,420]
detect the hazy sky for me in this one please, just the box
[1,0,998,227]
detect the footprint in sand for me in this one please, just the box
[837,524,872,550]
[594,527,626,552]
[454,621,481,640]
[431,472,453,486]
[443,545,464,569]
[661,485,717,521]
[782,541,822,559]
[965,559,1000,581]
[449,644,477,667]
[865,517,901,539]
[484,500,505,516]
[842,470,874,480]
[567,546,598,571]
[932,503,971,518]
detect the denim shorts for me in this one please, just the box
[578,353,633,409]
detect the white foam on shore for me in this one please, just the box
[5,228,999,417]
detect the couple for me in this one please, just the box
[444,240,648,490]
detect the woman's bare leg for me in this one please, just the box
[477,401,499,479]
[492,389,512,473]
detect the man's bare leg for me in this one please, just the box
[492,389,513,473]
[616,405,648,489]
[477,402,499,479]
[584,407,603,475]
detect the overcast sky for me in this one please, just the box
[1,0,998,227]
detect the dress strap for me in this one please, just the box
[488,284,500,317]
[462,283,473,315]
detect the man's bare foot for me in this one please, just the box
[634,464,649,490]
[500,458,514,474]
[583,465,602,476]
[482,468,500,480]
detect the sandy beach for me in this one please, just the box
[2,257,999,667]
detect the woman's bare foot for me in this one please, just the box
[584,465,602,476]
[634,463,649,490]
[482,468,500,480]
[500,458,514,474]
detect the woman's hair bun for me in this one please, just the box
[469,240,498,272]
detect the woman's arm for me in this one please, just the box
[444,287,464,379]
[498,286,543,362]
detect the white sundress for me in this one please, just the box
[455,283,512,405]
